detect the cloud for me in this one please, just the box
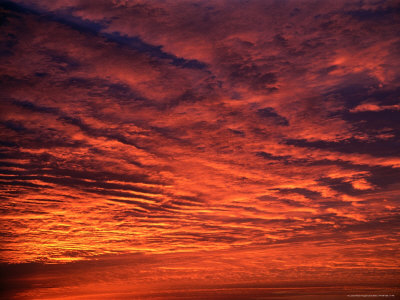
[1,0,400,298]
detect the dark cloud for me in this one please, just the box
[102,32,208,70]
[257,107,289,126]
[275,188,322,200]
[318,176,365,196]
[256,151,291,162]
[347,6,400,21]
[285,137,400,157]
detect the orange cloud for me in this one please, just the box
[1,0,400,298]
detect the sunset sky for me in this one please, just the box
[1,0,400,299]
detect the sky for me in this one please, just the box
[1,0,400,299]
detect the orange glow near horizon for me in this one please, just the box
[1,0,400,299]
